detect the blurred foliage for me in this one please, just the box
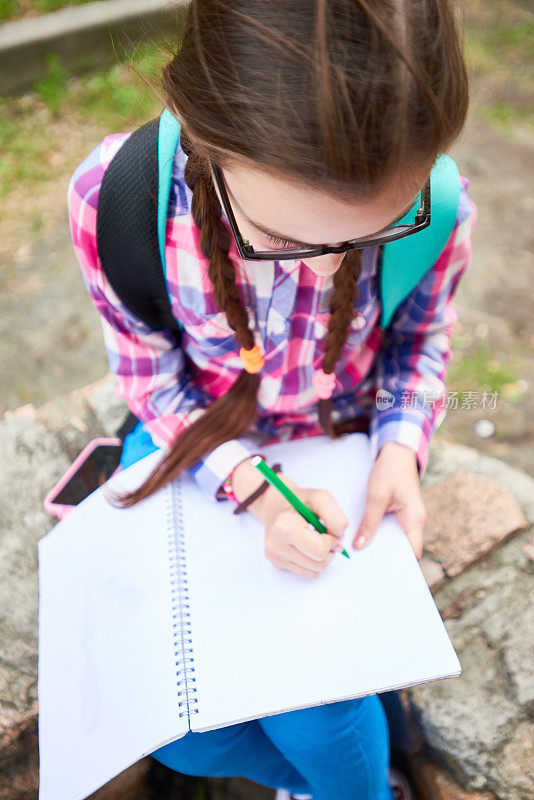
[34,53,68,117]
[478,100,534,133]
[0,0,531,245]
[448,340,522,396]
[0,40,172,198]
[0,0,94,22]
[464,3,534,137]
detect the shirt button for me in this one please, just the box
[269,311,287,335]
[352,313,366,330]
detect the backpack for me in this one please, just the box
[96,107,461,336]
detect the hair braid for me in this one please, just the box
[182,130,255,350]
[318,249,363,436]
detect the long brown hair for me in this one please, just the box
[112,0,469,507]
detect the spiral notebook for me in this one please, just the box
[38,432,460,800]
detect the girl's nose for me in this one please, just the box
[301,252,345,275]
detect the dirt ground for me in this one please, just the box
[440,114,534,475]
[1,19,533,478]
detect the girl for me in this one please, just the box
[67,1,477,798]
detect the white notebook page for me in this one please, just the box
[38,451,188,800]
[177,433,461,732]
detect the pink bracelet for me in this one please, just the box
[222,453,266,505]
[222,472,239,505]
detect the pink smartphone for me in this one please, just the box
[44,437,124,520]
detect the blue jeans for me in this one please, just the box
[121,422,395,800]
[151,697,394,800]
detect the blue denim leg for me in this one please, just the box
[119,420,159,468]
[258,696,395,800]
[150,721,312,795]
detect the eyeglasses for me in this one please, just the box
[210,160,431,262]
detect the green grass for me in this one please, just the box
[0,0,17,21]
[477,100,534,136]
[466,19,534,67]
[0,40,172,198]
[464,5,533,137]
[34,53,68,116]
[448,341,521,397]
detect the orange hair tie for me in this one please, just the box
[240,343,265,373]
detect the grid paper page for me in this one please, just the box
[177,432,461,732]
[38,451,189,800]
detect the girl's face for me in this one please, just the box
[211,160,432,278]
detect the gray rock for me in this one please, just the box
[408,632,519,782]
[0,418,65,718]
[494,721,534,800]
[501,604,534,714]
[85,377,129,438]
[2,409,534,799]
[424,437,534,526]
[405,484,534,799]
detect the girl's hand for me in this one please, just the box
[260,475,349,579]
[353,442,426,559]
[230,459,349,580]
[259,475,349,579]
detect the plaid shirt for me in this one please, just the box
[68,132,477,502]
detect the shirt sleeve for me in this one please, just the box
[369,176,478,478]
[67,136,262,503]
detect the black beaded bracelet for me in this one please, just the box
[233,463,283,515]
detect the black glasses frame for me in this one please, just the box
[210,160,431,262]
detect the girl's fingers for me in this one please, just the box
[286,543,335,572]
[267,509,340,567]
[272,508,341,561]
[396,502,426,559]
[269,553,329,580]
[300,488,350,538]
[352,486,391,549]
[290,524,341,562]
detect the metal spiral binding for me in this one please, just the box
[165,478,199,720]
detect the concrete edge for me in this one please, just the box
[0,0,189,95]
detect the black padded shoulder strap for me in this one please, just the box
[96,117,181,337]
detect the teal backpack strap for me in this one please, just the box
[158,107,182,276]
[379,153,461,329]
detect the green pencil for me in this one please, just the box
[251,456,350,559]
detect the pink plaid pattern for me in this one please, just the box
[67,131,477,502]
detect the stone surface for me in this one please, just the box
[422,470,527,577]
[2,390,534,800]
[423,438,534,526]
[520,533,534,561]
[419,557,446,592]
[84,375,129,438]
[406,526,534,800]
[409,757,496,800]
[87,759,150,800]
[0,418,65,682]
[494,721,534,799]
